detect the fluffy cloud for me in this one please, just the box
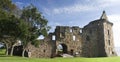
[43,3,96,15]
[15,1,23,5]
[95,0,120,8]
[43,3,98,15]
[43,0,120,15]
[52,4,95,14]
[98,0,120,4]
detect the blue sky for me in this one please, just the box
[12,0,120,47]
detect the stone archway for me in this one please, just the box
[57,43,68,54]
[61,43,68,53]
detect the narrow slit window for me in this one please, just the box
[86,36,90,41]
[43,49,46,52]
[108,40,110,45]
[108,30,110,35]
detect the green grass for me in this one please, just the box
[0,49,120,62]
[0,56,120,62]
[0,49,5,55]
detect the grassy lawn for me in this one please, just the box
[0,49,120,62]
[0,56,120,62]
[0,49,5,55]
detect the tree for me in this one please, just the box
[0,0,16,13]
[0,14,29,56]
[0,0,23,56]
[0,37,12,55]
[20,5,50,57]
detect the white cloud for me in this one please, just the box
[43,4,96,15]
[95,0,120,8]
[52,4,95,14]
[108,15,120,47]
[15,2,23,5]
[99,0,120,3]
[43,0,120,15]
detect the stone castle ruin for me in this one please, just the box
[13,11,117,58]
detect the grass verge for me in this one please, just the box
[0,49,119,62]
[0,56,120,62]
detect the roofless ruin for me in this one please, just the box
[11,11,117,58]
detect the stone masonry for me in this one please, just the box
[55,26,83,56]
[82,11,117,57]
[13,11,117,58]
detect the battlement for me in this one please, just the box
[55,26,82,33]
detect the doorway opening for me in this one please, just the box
[57,43,68,54]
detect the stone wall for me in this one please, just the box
[82,19,106,57]
[25,34,54,58]
[55,26,83,56]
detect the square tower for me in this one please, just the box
[82,11,117,57]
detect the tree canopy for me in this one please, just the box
[20,5,50,57]
[0,0,18,55]
[0,0,50,57]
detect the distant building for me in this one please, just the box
[12,11,117,58]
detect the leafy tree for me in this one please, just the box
[0,0,22,56]
[0,0,50,57]
[20,5,50,57]
[0,0,16,13]
[0,15,29,56]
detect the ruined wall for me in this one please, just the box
[55,26,83,56]
[25,34,54,58]
[24,19,116,58]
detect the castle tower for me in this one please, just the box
[82,11,116,57]
[99,11,117,56]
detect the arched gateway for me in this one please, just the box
[57,43,68,55]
